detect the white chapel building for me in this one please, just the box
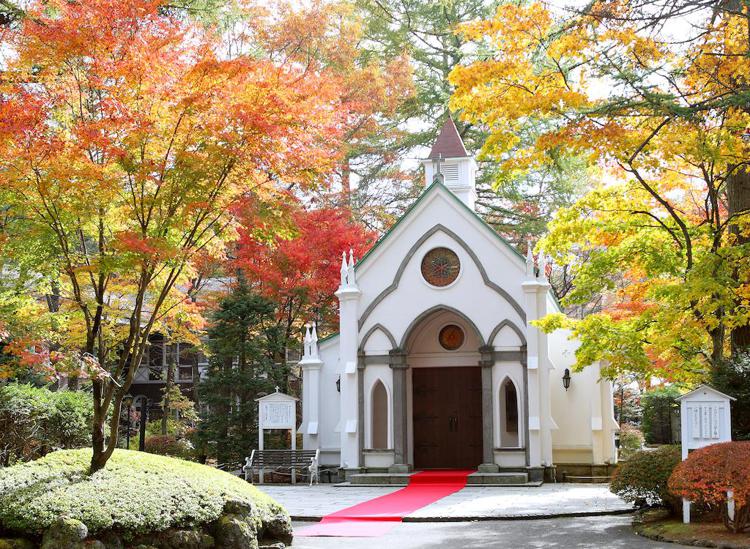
[299,119,618,482]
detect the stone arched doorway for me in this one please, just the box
[404,308,483,469]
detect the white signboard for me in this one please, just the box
[256,387,298,452]
[677,385,734,460]
[260,401,295,429]
[677,384,734,524]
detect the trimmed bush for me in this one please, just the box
[610,445,681,511]
[0,383,92,465]
[0,448,286,539]
[669,441,750,533]
[145,434,196,460]
[618,423,644,460]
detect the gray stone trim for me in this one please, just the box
[494,350,524,362]
[357,352,365,467]
[478,344,494,367]
[388,348,408,369]
[399,304,485,349]
[358,323,397,352]
[360,354,391,365]
[389,349,408,465]
[479,345,494,464]
[358,224,526,330]
[488,319,527,347]
[521,345,530,467]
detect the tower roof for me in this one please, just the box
[428,117,469,159]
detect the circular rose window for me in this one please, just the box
[420,247,460,287]
[439,324,465,351]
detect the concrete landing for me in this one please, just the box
[259,484,634,521]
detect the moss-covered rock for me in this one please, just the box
[261,514,293,547]
[0,539,35,549]
[0,449,291,547]
[40,517,88,549]
[213,514,258,549]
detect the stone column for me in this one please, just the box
[299,323,323,450]
[335,251,361,469]
[389,348,410,473]
[478,345,499,472]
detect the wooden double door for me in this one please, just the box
[412,366,483,469]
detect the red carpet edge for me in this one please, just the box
[294,469,474,537]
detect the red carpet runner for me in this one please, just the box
[295,469,474,537]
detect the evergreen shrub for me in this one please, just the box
[610,445,681,512]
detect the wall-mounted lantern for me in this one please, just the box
[562,368,571,391]
[336,376,341,393]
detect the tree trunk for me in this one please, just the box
[727,167,750,355]
[90,379,108,473]
[161,344,176,436]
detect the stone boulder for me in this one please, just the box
[0,539,35,549]
[213,514,258,549]
[260,514,293,547]
[41,517,106,549]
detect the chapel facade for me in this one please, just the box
[299,119,618,482]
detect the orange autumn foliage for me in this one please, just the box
[669,442,750,532]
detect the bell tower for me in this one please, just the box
[422,117,478,210]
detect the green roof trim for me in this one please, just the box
[317,332,339,345]
[355,179,526,272]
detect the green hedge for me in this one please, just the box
[0,449,283,538]
[610,445,681,512]
[0,383,92,465]
[641,386,680,444]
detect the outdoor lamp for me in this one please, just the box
[336,376,341,393]
[562,368,571,391]
[122,394,133,407]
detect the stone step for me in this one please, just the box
[466,472,529,485]
[346,471,536,487]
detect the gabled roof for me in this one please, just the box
[355,179,525,272]
[428,117,469,159]
[255,387,298,402]
[676,384,736,401]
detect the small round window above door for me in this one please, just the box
[421,247,460,287]
[438,324,465,351]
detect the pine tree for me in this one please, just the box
[197,283,282,467]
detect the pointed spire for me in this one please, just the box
[303,323,312,359]
[340,251,348,286]
[310,322,319,359]
[526,239,535,278]
[428,117,469,159]
[301,321,320,362]
[347,248,356,286]
[538,251,548,280]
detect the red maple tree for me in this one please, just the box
[235,199,375,344]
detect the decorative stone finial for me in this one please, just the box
[539,251,548,280]
[347,248,356,286]
[340,251,348,286]
[310,322,319,359]
[526,239,535,278]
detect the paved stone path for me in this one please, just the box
[259,484,633,520]
[289,515,689,548]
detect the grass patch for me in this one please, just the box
[0,449,284,538]
[636,515,750,548]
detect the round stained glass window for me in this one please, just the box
[420,247,460,287]
[439,324,465,351]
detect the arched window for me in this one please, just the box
[371,380,388,449]
[499,378,520,447]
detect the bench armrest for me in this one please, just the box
[242,450,256,482]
